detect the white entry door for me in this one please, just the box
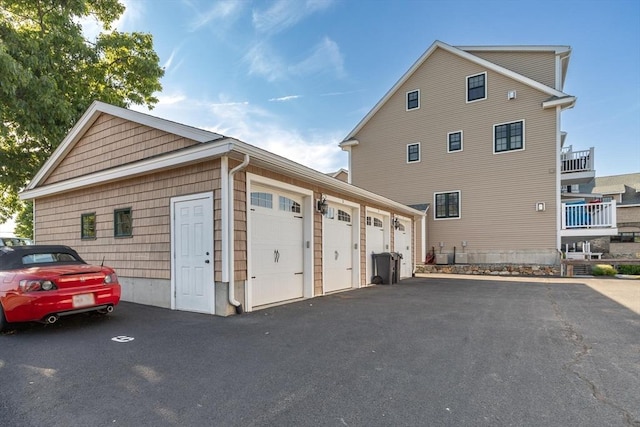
[366,212,386,283]
[394,219,413,279]
[250,187,304,308]
[323,204,354,293]
[172,193,214,314]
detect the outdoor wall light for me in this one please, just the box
[316,196,328,214]
[393,217,401,229]
[536,202,546,212]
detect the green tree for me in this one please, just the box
[0,0,164,237]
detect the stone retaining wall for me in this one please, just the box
[415,263,561,276]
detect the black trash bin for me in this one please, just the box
[390,252,401,283]
[372,252,400,285]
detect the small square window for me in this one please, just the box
[406,90,420,110]
[467,72,486,102]
[81,213,96,239]
[407,143,421,163]
[114,208,132,238]
[448,131,463,152]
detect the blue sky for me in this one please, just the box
[112,0,639,177]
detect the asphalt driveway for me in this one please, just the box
[1,276,638,427]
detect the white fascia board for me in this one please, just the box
[542,96,577,109]
[20,140,234,200]
[229,139,425,218]
[21,134,424,218]
[25,101,224,190]
[339,139,359,149]
[456,45,571,55]
[343,40,571,141]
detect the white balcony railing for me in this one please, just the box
[561,200,616,230]
[561,147,594,173]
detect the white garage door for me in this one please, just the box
[394,219,413,279]
[250,186,304,308]
[323,204,354,293]
[366,213,386,283]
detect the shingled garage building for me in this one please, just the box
[20,101,423,315]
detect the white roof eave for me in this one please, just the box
[20,131,424,218]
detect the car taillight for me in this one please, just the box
[104,273,118,285]
[19,280,57,292]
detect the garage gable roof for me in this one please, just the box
[342,40,575,143]
[20,103,424,218]
[24,101,224,191]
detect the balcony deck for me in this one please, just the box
[561,147,595,185]
[561,200,618,239]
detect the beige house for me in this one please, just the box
[340,40,617,266]
[20,101,424,315]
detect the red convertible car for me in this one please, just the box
[0,245,121,331]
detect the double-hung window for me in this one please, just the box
[447,131,463,152]
[494,120,524,153]
[467,72,486,102]
[435,191,460,219]
[114,208,133,237]
[407,143,421,163]
[81,213,96,239]
[406,90,420,110]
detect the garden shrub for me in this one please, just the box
[591,264,617,276]
[616,265,640,275]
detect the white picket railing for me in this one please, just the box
[561,147,594,173]
[561,200,616,229]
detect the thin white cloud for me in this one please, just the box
[252,0,335,34]
[134,93,346,173]
[269,95,302,102]
[186,0,244,32]
[247,37,345,81]
[290,36,345,78]
[245,43,286,81]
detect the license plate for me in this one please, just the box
[72,293,95,308]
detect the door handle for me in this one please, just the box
[205,260,210,264]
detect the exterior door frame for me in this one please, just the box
[365,207,391,285]
[170,192,215,313]
[394,215,413,279]
[246,173,314,312]
[322,196,361,293]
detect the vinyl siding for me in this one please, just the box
[351,47,558,254]
[463,50,557,89]
[44,113,200,185]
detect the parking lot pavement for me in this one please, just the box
[1,276,639,427]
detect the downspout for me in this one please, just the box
[228,154,250,314]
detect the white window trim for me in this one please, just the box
[406,142,421,164]
[433,190,461,221]
[466,71,487,103]
[447,130,463,153]
[406,89,420,111]
[493,119,526,154]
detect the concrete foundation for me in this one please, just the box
[119,277,171,308]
